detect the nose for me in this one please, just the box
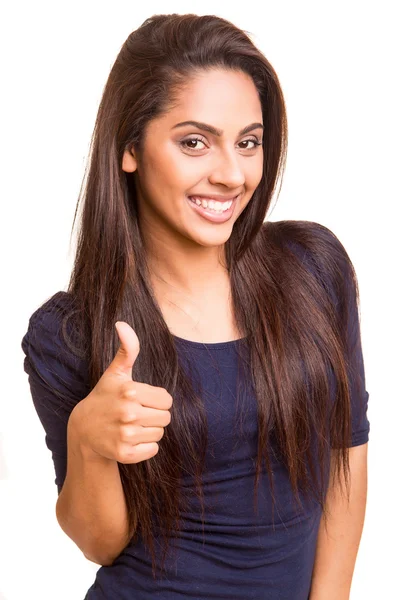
[208,147,246,190]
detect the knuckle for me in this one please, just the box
[120,408,138,423]
[116,443,129,463]
[120,424,136,443]
[121,384,137,400]
[116,441,143,464]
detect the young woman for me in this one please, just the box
[21,13,370,600]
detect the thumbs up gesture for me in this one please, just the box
[71,322,173,464]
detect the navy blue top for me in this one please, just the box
[21,242,370,600]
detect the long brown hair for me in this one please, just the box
[58,13,361,577]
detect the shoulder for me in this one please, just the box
[21,290,90,402]
[262,220,362,354]
[23,290,78,334]
[22,290,86,353]
[261,219,356,301]
[262,219,349,262]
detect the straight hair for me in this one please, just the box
[54,13,361,578]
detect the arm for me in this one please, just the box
[309,442,368,600]
[56,400,131,566]
[21,294,132,566]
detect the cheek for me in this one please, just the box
[149,148,198,193]
[247,158,264,190]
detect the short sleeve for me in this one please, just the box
[21,291,91,494]
[311,225,370,447]
[283,220,370,448]
[341,264,370,447]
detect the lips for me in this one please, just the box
[186,193,238,223]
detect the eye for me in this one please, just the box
[238,139,263,150]
[180,136,207,151]
[179,136,262,153]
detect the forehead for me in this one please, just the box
[155,69,263,130]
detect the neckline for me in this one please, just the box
[172,333,248,350]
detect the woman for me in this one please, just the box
[21,13,370,600]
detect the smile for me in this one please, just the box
[186,194,239,224]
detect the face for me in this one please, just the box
[122,68,264,251]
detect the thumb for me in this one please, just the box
[107,321,140,378]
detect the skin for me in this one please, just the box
[309,443,368,599]
[122,68,264,335]
[122,68,368,595]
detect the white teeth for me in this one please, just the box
[189,196,234,212]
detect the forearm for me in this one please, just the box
[56,403,131,566]
[309,444,368,599]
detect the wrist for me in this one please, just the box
[67,399,112,464]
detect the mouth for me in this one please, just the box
[186,194,240,224]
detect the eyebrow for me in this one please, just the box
[171,120,264,137]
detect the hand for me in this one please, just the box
[70,321,173,464]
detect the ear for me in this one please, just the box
[122,148,138,173]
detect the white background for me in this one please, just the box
[2,1,399,598]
